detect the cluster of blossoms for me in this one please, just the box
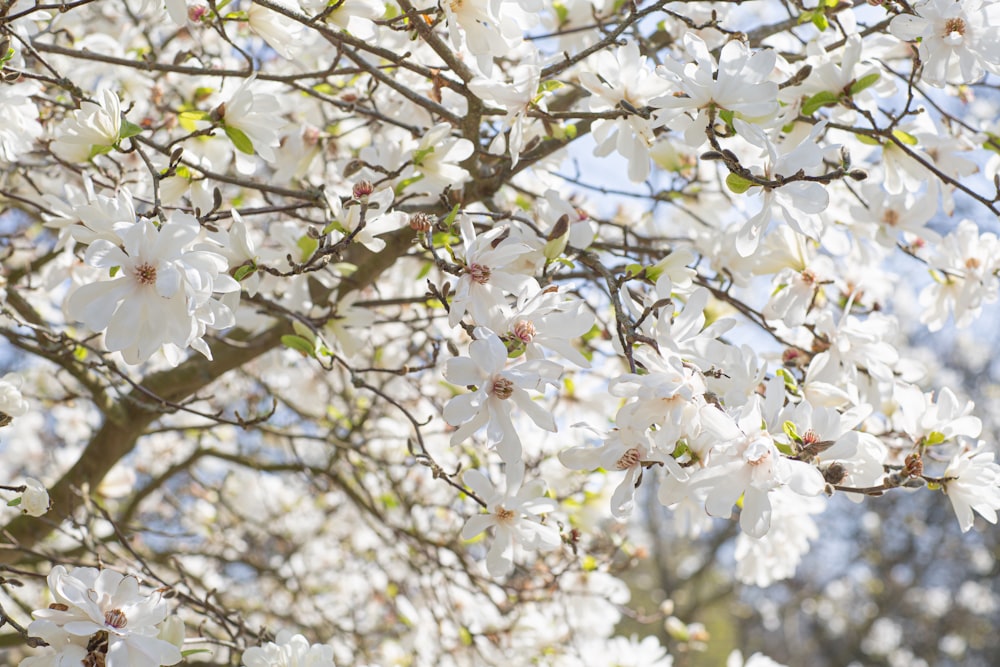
[24,567,183,667]
[3,0,1000,664]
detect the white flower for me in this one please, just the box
[443,330,561,463]
[336,186,407,253]
[729,119,832,256]
[66,213,236,365]
[578,41,670,182]
[0,372,30,424]
[890,0,1000,86]
[19,478,49,517]
[248,0,305,59]
[19,619,89,666]
[31,566,182,667]
[242,629,336,667]
[216,75,283,166]
[677,399,826,538]
[461,468,560,577]
[448,216,537,328]
[942,445,1000,532]
[51,89,123,163]
[409,123,474,196]
[918,219,1000,331]
[0,79,42,162]
[652,34,779,147]
[727,650,788,667]
[304,0,384,40]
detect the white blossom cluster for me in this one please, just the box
[1,0,1000,664]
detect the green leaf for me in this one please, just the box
[892,129,919,145]
[181,649,212,657]
[856,134,881,146]
[224,125,254,155]
[178,109,210,132]
[281,334,317,358]
[119,120,143,141]
[718,108,735,129]
[849,72,880,95]
[7,498,21,507]
[411,145,434,166]
[802,90,841,116]
[442,202,461,229]
[811,11,829,30]
[87,144,114,160]
[925,430,946,446]
[297,234,318,261]
[233,264,256,282]
[725,172,753,194]
[783,420,802,444]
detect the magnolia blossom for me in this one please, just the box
[19,477,49,517]
[0,79,42,162]
[730,119,832,256]
[448,216,537,328]
[50,89,123,163]
[578,40,671,182]
[29,566,182,667]
[461,468,560,577]
[0,372,30,423]
[215,75,283,168]
[653,34,780,147]
[241,630,336,667]
[918,219,1000,331]
[248,0,304,59]
[665,399,826,538]
[942,445,1000,532]
[443,330,560,463]
[66,214,237,365]
[890,0,1000,86]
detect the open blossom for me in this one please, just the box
[66,213,237,365]
[578,40,671,182]
[942,445,1000,532]
[50,89,123,163]
[652,34,779,147]
[241,629,336,667]
[0,79,42,162]
[448,216,537,328]
[215,75,283,168]
[729,119,832,256]
[665,399,826,538]
[443,330,561,463]
[461,468,560,577]
[248,0,305,59]
[890,0,1000,86]
[918,219,1000,331]
[29,566,182,667]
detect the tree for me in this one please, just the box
[1,0,999,665]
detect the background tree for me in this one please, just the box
[0,0,999,665]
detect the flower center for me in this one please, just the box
[943,17,966,37]
[882,209,899,227]
[490,377,514,400]
[802,429,820,447]
[133,262,157,286]
[744,439,772,466]
[512,320,536,343]
[104,608,128,629]
[800,268,817,285]
[965,257,981,270]
[616,447,641,470]
[466,263,491,285]
[494,505,515,524]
